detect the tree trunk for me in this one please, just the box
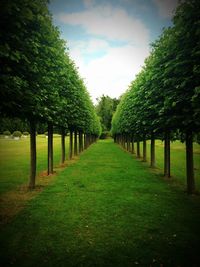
[123,134,126,149]
[47,123,53,175]
[84,133,87,150]
[29,120,36,189]
[79,131,82,153]
[127,135,130,152]
[137,141,140,158]
[164,131,171,178]
[69,130,73,159]
[150,133,155,168]
[74,130,78,156]
[186,131,195,194]
[131,136,135,154]
[143,139,147,162]
[61,128,65,164]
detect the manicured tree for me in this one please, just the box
[0,0,79,183]
[0,0,63,187]
[170,0,199,193]
[147,27,176,176]
[152,0,200,192]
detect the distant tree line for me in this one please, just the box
[95,95,119,137]
[111,0,200,194]
[0,0,101,188]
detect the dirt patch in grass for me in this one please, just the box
[0,157,80,226]
[0,173,56,226]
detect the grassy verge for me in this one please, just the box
[0,139,200,267]
[138,140,200,190]
[0,134,70,194]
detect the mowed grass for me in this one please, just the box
[138,140,200,190]
[0,139,200,267]
[0,135,70,194]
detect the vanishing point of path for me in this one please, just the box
[1,139,200,267]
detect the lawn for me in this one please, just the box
[0,139,200,267]
[138,140,200,191]
[0,135,70,194]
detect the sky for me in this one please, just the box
[49,0,178,104]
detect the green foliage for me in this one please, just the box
[3,130,11,136]
[0,0,99,137]
[96,95,119,131]
[0,117,29,133]
[23,131,29,136]
[12,131,22,137]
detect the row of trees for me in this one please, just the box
[0,0,101,188]
[111,0,200,194]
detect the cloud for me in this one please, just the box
[56,1,151,103]
[68,40,150,102]
[57,3,150,46]
[153,0,178,18]
[68,39,109,63]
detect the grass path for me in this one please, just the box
[1,139,200,267]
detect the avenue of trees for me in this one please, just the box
[0,0,101,189]
[111,0,200,194]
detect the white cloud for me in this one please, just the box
[68,39,109,61]
[153,0,178,18]
[56,2,151,103]
[57,3,150,46]
[68,40,150,103]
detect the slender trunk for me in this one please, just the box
[79,131,82,153]
[69,130,73,159]
[186,131,195,194]
[29,120,36,189]
[164,131,171,178]
[47,123,53,175]
[123,135,126,149]
[120,135,122,146]
[84,133,87,150]
[150,133,155,168]
[74,130,78,156]
[87,134,90,147]
[131,136,135,154]
[127,135,130,152]
[61,128,65,164]
[143,139,147,162]
[137,141,140,158]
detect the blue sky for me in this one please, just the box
[49,0,178,103]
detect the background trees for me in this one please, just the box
[95,95,119,134]
[111,0,200,194]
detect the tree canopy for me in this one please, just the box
[0,0,101,136]
[96,95,119,131]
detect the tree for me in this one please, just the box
[96,95,119,131]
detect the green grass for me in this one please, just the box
[0,139,200,267]
[137,140,200,190]
[0,135,69,194]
